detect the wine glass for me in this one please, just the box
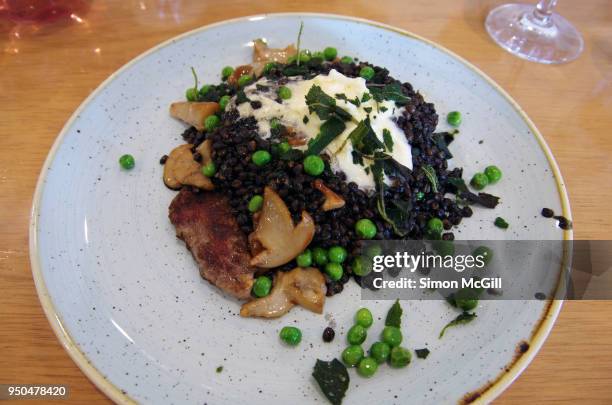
[485,0,584,64]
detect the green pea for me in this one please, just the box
[347,324,367,345]
[340,56,353,64]
[484,165,502,184]
[355,308,373,328]
[433,240,455,256]
[355,218,377,239]
[357,357,378,377]
[221,66,234,80]
[454,288,479,311]
[342,345,364,367]
[263,62,276,74]
[324,262,343,281]
[359,66,375,80]
[252,150,272,166]
[199,84,212,97]
[381,326,402,347]
[119,154,135,170]
[186,87,198,101]
[270,117,281,130]
[473,246,493,266]
[237,74,252,87]
[416,191,425,201]
[298,50,311,63]
[252,276,272,297]
[369,341,391,364]
[327,246,347,264]
[313,247,328,266]
[389,346,412,368]
[323,47,338,61]
[278,141,291,154]
[351,256,370,277]
[204,115,220,132]
[427,217,444,234]
[303,155,325,176]
[219,95,231,111]
[447,111,462,126]
[279,326,302,346]
[365,244,382,258]
[278,86,292,100]
[201,162,216,177]
[311,51,325,63]
[296,249,312,267]
[470,172,489,190]
[248,195,263,213]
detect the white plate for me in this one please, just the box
[30,13,572,405]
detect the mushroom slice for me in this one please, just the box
[249,187,315,268]
[163,144,214,190]
[312,180,346,211]
[196,139,213,166]
[253,38,297,64]
[240,267,326,318]
[169,101,220,131]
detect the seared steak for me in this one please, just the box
[169,189,255,299]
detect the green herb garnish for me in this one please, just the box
[235,89,250,105]
[349,118,384,155]
[422,165,439,193]
[494,217,509,229]
[385,299,403,328]
[415,348,430,359]
[216,366,223,373]
[371,156,411,236]
[439,312,477,338]
[335,93,360,107]
[312,359,350,405]
[351,150,364,166]
[305,85,352,121]
[367,82,410,105]
[296,22,304,66]
[447,177,468,193]
[307,117,346,155]
[190,66,199,94]
[382,128,393,152]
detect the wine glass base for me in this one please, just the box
[485,3,584,64]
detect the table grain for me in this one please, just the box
[1,0,611,403]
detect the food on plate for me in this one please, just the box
[162,34,502,318]
[118,153,135,170]
[169,101,220,131]
[163,144,214,190]
[240,266,326,318]
[168,189,255,299]
[248,187,315,268]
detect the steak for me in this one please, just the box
[169,188,255,299]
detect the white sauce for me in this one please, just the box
[235,69,412,190]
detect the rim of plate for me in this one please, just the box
[29,12,573,405]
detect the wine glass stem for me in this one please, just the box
[533,0,558,25]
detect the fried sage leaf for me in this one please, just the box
[312,359,350,405]
[439,312,477,338]
[385,299,403,328]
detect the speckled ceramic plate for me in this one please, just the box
[30,13,572,405]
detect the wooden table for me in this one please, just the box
[1,1,611,403]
